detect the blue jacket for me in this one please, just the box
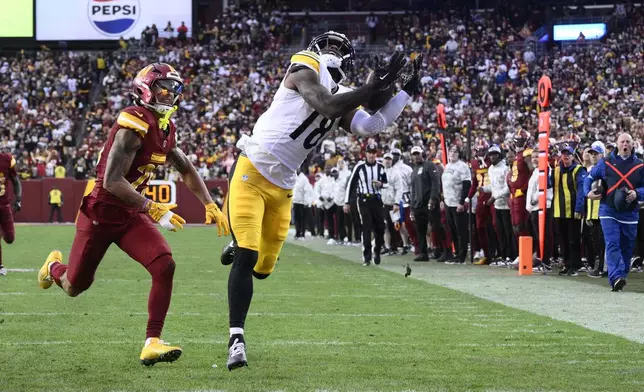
[583,151,644,223]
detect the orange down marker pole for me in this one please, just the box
[518,236,533,276]
[537,75,552,262]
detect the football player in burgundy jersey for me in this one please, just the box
[468,139,495,265]
[0,151,21,276]
[37,63,230,366]
[507,129,535,241]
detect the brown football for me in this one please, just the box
[364,71,395,112]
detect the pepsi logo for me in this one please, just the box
[88,0,140,36]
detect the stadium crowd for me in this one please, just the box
[0,3,643,287]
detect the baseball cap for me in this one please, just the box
[383,152,393,159]
[391,148,402,155]
[366,143,378,153]
[561,145,575,155]
[591,141,605,155]
[411,146,423,155]
[488,145,502,154]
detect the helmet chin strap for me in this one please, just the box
[320,53,346,84]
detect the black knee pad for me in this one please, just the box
[252,271,270,280]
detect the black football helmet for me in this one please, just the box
[308,31,356,84]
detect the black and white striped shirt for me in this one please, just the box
[344,161,388,204]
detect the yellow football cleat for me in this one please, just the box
[473,257,489,266]
[39,250,63,289]
[140,338,182,366]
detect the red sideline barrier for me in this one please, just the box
[11,179,230,224]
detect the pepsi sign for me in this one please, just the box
[36,0,192,41]
[88,0,140,36]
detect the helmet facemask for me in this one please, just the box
[308,31,355,84]
[147,79,183,115]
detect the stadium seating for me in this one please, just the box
[0,6,642,180]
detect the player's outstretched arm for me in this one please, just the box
[168,147,230,235]
[286,52,406,119]
[168,146,213,206]
[338,91,410,137]
[339,54,422,136]
[286,68,375,119]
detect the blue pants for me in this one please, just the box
[600,218,637,286]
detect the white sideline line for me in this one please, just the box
[3,339,617,349]
[5,268,36,272]
[1,339,415,347]
[0,311,420,318]
[0,291,421,300]
[457,342,611,348]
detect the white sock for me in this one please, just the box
[145,337,156,346]
[230,327,244,337]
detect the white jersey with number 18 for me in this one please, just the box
[237,50,352,190]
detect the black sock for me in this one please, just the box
[228,247,258,330]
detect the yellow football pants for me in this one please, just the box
[227,155,292,275]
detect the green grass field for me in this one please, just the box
[2,226,644,392]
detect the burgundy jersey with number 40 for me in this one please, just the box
[82,106,176,224]
[0,153,17,205]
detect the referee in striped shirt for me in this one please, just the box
[343,143,388,266]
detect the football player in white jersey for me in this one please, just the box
[221,31,423,370]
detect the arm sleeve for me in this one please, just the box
[314,180,323,199]
[461,180,472,204]
[575,167,587,214]
[380,165,388,188]
[350,91,410,137]
[637,165,644,202]
[494,166,511,199]
[468,165,478,199]
[344,163,363,204]
[427,162,441,201]
[394,172,404,204]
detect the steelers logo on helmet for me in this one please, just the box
[307,31,355,84]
